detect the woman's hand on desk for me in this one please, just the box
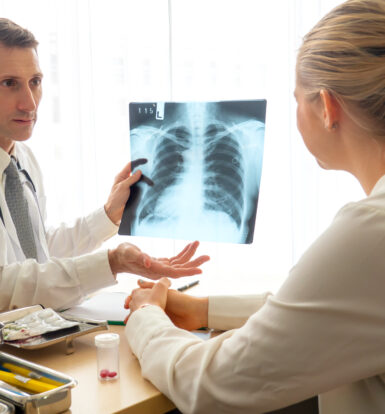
[125,277,171,319]
[108,240,210,280]
[125,278,209,330]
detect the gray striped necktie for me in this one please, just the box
[4,157,38,259]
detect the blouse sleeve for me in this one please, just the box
[125,201,385,413]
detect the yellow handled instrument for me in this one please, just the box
[2,363,63,387]
[0,370,56,394]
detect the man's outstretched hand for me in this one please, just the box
[108,240,210,280]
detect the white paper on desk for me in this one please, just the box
[61,292,129,323]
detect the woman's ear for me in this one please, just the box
[320,89,340,131]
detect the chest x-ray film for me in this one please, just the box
[118,100,266,244]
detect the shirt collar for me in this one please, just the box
[0,146,11,176]
[369,174,385,196]
[0,144,18,176]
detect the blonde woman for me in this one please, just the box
[125,1,385,413]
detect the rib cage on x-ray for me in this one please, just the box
[138,126,191,223]
[120,100,266,244]
[203,123,245,228]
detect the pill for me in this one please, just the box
[99,369,109,378]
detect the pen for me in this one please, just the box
[177,280,199,292]
[0,370,57,393]
[2,363,64,387]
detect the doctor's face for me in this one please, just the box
[0,44,43,153]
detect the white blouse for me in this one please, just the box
[125,175,385,414]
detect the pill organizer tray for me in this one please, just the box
[0,351,77,414]
[0,305,108,355]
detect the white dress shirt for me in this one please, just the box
[0,142,118,311]
[126,175,385,414]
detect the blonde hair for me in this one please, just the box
[296,0,385,137]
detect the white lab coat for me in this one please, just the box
[0,143,118,311]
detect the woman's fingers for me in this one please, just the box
[124,295,132,309]
[137,279,155,288]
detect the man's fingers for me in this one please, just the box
[167,242,192,262]
[162,241,200,265]
[170,267,203,277]
[145,255,210,278]
[170,241,199,264]
[115,162,132,183]
[130,158,148,171]
[140,174,154,187]
[121,170,142,189]
[128,246,209,280]
[159,255,209,270]
[147,263,203,279]
[176,255,210,269]
[115,158,147,183]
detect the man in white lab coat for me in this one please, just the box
[0,18,209,312]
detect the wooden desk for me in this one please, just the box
[2,325,175,414]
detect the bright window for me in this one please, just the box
[0,0,364,294]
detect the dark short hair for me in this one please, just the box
[0,18,38,48]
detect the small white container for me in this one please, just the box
[94,333,120,381]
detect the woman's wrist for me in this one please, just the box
[197,297,209,328]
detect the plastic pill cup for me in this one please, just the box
[95,333,120,381]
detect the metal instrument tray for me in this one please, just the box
[0,351,76,414]
[0,399,14,413]
[0,305,108,354]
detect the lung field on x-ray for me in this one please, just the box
[203,123,245,228]
[138,125,191,223]
[121,100,266,244]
